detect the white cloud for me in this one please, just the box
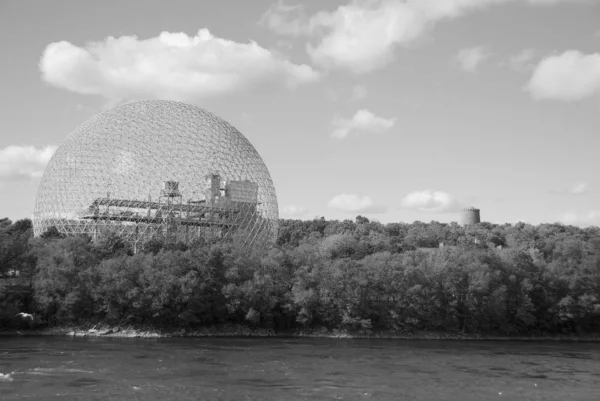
[331,109,395,139]
[526,50,600,101]
[306,1,418,74]
[456,46,491,72]
[328,193,386,213]
[0,145,57,180]
[560,210,600,227]
[570,182,590,194]
[40,29,319,103]
[261,0,588,74]
[276,39,294,50]
[549,182,593,195]
[260,1,311,36]
[282,204,309,218]
[507,49,537,72]
[400,190,462,213]
[528,0,592,3]
[350,84,368,101]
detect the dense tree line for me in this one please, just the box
[1,216,599,335]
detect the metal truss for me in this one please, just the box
[33,100,279,250]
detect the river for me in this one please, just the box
[1,336,599,400]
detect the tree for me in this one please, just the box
[0,218,34,279]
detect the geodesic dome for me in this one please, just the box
[33,100,278,249]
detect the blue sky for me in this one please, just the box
[0,0,599,226]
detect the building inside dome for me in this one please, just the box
[33,100,279,249]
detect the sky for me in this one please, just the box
[0,0,599,227]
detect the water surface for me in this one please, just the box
[1,336,599,400]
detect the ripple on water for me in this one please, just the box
[2,338,600,401]
[488,367,511,371]
[66,377,103,387]
[560,352,593,360]
[520,360,541,366]
[523,373,548,379]
[191,356,221,364]
[0,373,13,382]
[31,367,94,374]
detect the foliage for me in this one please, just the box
[1,217,600,335]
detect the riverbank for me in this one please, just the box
[2,324,600,341]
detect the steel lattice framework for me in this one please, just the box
[33,100,279,249]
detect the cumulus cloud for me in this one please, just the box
[399,189,462,213]
[350,84,368,101]
[261,0,587,74]
[528,0,592,4]
[40,29,319,103]
[549,181,592,195]
[526,50,600,101]
[507,49,537,72]
[331,109,395,139]
[328,193,386,213]
[260,1,311,36]
[0,145,57,180]
[560,210,600,227]
[282,204,309,218]
[570,182,590,195]
[456,46,491,72]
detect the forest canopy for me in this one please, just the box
[1,216,599,335]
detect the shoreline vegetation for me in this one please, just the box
[2,325,600,342]
[2,216,600,340]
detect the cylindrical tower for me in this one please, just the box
[460,207,481,225]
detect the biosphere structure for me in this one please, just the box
[33,100,279,249]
